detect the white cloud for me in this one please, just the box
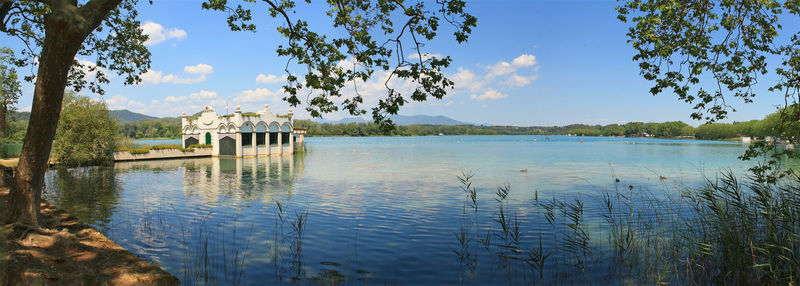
[511,54,537,67]
[485,53,538,78]
[452,68,483,93]
[140,70,163,85]
[190,90,217,99]
[506,74,535,87]
[127,100,145,108]
[470,89,508,101]
[486,61,515,78]
[139,64,212,85]
[141,21,187,46]
[233,88,281,103]
[162,74,206,84]
[164,95,186,103]
[184,64,213,75]
[444,101,454,106]
[256,74,288,84]
[105,94,129,108]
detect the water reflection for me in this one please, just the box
[44,167,122,234]
[40,136,761,284]
[46,155,308,284]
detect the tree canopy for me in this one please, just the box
[618,0,800,181]
[53,91,118,167]
[202,0,476,129]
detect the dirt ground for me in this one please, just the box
[0,189,179,285]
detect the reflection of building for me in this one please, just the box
[183,156,303,204]
[113,156,305,204]
[181,105,294,157]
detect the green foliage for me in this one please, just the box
[0,48,21,130]
[568,128,602,136]
[0,0,151,93]
[188,144,212,149]
[53,92,118,167]
[295,119,699,138]
[119,117,181,139]
[149,144,181,150]
[128,148,150,155]
[202,0,476,130]
[618,1,800,181]
[179,147,195,152]
[617,1,785,122]
[240,112,259,117]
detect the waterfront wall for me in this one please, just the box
[113,148,212,162]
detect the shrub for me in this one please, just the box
[52,92,117,167]
[149,144,180,150]
[128,148,150,154]
[179,147,195,152]
[188,144,212,148]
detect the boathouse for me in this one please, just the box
[181,104,294,157]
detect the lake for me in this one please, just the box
[43,135,752,284]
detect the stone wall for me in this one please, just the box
[113,148,212,162]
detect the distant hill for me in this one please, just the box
[111,109,158,122]
[10,111,30,121]
[315,114,465,126]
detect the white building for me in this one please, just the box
[181,104,294,157]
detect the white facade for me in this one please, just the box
[181,104,294,157]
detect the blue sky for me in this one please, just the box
[2,0,789,126]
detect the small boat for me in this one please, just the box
[438,133,444,136]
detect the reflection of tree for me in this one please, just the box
[44,167,121,232]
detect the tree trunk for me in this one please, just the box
[0,101,6,138]
[5,13,87,227]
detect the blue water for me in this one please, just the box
[43,135,752,284]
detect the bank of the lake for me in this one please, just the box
[0,188,179,285]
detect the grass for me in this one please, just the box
[448,168,800,284]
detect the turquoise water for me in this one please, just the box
[43,135,751,284]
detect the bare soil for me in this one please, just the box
[0,189,179,285]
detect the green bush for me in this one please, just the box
[114,147,129,152]
[149,144,180,150]
[52,92,117,167]
[128,148,150,154]
[179,147,195,152]
[188,144,212,148]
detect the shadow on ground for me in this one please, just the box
[0,189,179,285]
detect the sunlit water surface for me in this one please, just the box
[43,135,752,284]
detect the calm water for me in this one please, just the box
[43,135,751,284]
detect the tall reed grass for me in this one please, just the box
[455,169,800,284]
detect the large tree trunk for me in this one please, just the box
[4,20,82,227]
[3,0,120,226]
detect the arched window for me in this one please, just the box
[269,122,280,145]
[241,123,253,147]
[281,123,292,144]
[256,122,267,146]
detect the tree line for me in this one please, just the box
[293,115,783,140]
